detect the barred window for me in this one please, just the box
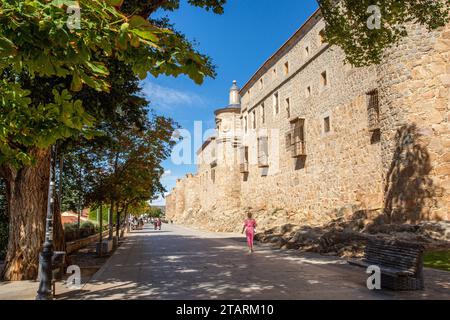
[367,89,380,132]
[289,118,306,158]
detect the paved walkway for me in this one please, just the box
[59,223,450,300]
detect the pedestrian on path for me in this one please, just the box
[156,217,162,230]
[242,212,257,253]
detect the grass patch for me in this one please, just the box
[424,250,450,272]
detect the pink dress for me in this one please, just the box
[244,219,257,249]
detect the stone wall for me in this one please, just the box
[378,22,450,222]
[239,19,383,225]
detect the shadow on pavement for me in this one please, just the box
[57,225,450,300]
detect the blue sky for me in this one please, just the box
[147,0,319,205]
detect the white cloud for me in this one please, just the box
[150,193,171,206]
[141,80,206,110]
[162,170,172,177]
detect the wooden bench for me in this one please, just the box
[348,239,425,290]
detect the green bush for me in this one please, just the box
[64,223,78,242]
[64,220,103,242]
[80,221,95,238]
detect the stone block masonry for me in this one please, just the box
[166,9,449,232]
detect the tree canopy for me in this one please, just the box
[319,0,450,66]
[0,0,216,170]
[0,0,224,280]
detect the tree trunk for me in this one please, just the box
[108,200,114,240]
[115,203,120,239]
[125,204,130,233]
[77,207,81,240]
[1,148,50,281]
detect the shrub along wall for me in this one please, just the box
[64,220,108,243]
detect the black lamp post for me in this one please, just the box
[36,145,56,300]
[98,204,103,257]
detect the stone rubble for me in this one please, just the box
[174,206,450,259]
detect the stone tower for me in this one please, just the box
[212,81,242,209]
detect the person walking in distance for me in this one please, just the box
[156,217,162,230]
[242,212,257,253]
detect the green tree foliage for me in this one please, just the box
[88,206,114,224]
[125,200,151,217]
[86,113,176,215]
[0,0,224,280]
[147,206,163,218]
[0,0,217,168]
[318,0,450,66]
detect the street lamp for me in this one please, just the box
[36,145,57,300]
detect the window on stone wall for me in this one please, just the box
[259,78,264,90]
[324,116,331,133]
[261,103,265,124]
[211,169,215,184]
[239,146,249,173]
[306,86,311,98]
[319,29,326,44]
[284,61,289,75]
[285,131,292,151]
[305,46,310,57]
[273,92,279,115]
[257,136,269,168]
[286,98,291,119]
[289,118,306,158]
[244,116,248,134]
[321,71,328,87]
[367,89,380,132]
[273,68,277,80]
[252,109,256,129]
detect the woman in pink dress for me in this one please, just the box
[242,212,257,253]
[156,217,162,230]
